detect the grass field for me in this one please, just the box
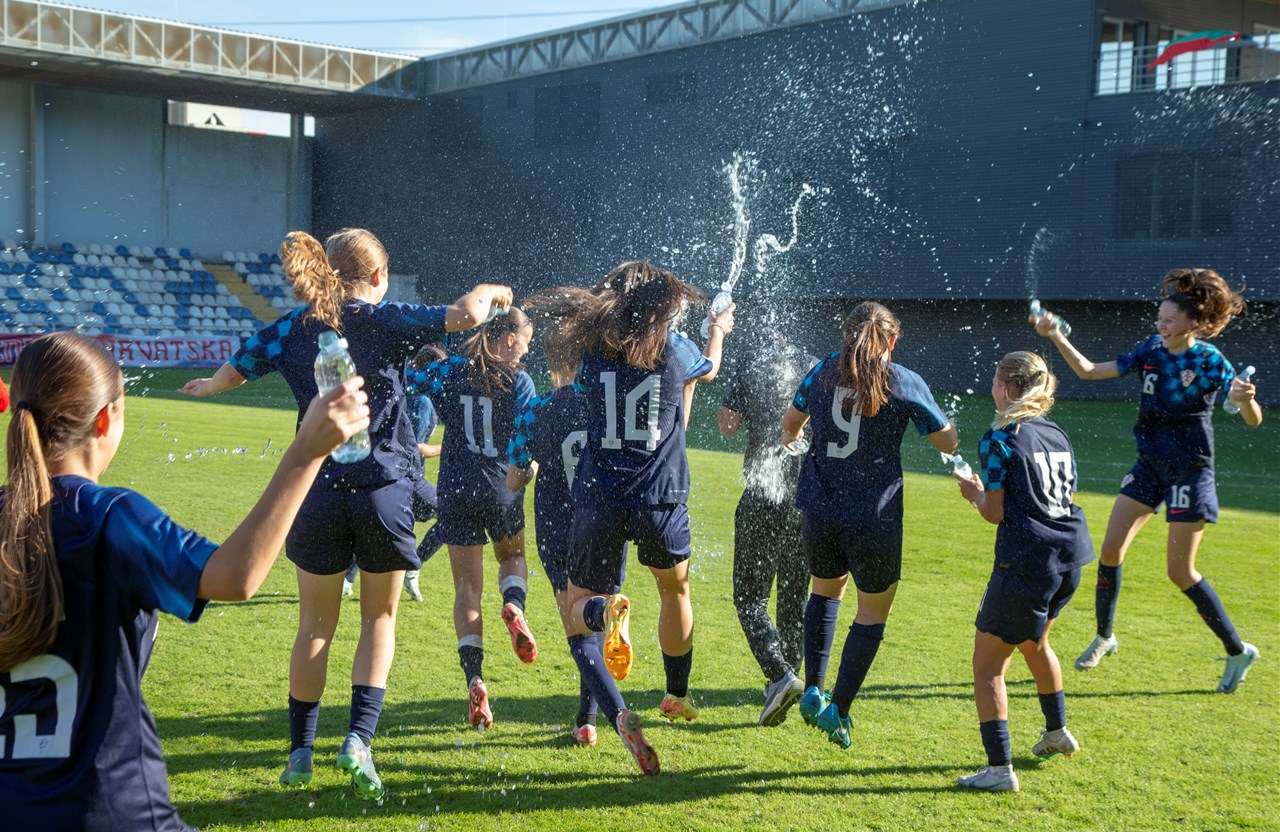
[4,369,1279,831]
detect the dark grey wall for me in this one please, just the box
[313,0,1280,400]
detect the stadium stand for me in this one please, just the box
[0,240,280,338]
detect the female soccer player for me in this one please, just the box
[1034,269,1263,692]
[408,307,537,730]
[181,229,510,798]
[952,351,1094,792]
[718,332,816,726]
[0,332,369,830]
[506,305,606,745]
[781,301,957,750]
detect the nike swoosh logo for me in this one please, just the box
[1170,509,1188,514]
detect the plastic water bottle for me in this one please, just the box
[950,453,972,479]
[314,330,371,463]
[1029,299,1072,338]
[1223,365,1255,415]
[783,436,810,457]
[699,290,733,339]
[484,303,509,324]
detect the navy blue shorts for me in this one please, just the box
[976,566,1082,645]
[538,514,626,594]
[569,502,689,594]
[1120,453,1218,523]
[801,511,902,594]
[436,491,525,546]
[286,479,419,575]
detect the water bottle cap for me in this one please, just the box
[317,330,348,352]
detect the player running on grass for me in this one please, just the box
[952,351,1094,793]
[182,229,510,799]
[781,301,957,750]
[507,300,611,746]
[407,307,538,731]
[0,332,368,829]
[1034,269,1262,693]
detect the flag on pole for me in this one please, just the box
[1148,30,1254,69]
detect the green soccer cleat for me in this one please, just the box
[278,747,313,788]
[798,685,830,728]
[815,702,852,750]
[336,732,384,801]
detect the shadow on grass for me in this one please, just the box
[174,760,961,826]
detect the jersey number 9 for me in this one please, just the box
[826,386,862,458]
[1,654,78,760]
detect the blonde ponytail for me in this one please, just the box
[994,351,1057,429]
[281,228,388,333]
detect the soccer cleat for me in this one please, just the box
[278,747,313,788]
[615,710,660,775]
[601,594,632,681]
[403,570,423,602]
[1074,634,1118,671]
[335,733,384,801]
[956,764,1020,792]
[1032,727,1080,759]
[341,578,354,597]
[658,693,700,722]
[1217,642,1260,694]
[501,603,538,663]
[571,723,598,746]
[815,702,852,750]
[759,669,804,727]
[468,678,494,730]
[798,685,830,728]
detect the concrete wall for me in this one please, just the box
[0,82,302,256]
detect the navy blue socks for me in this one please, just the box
[663,648,693,698]
[832,622,885,718]
[568,633,625,727]
[1038,690,1066,732]
[1184,579,1244,655]
[348,685,385,745]
[583,596,606,632]
[1095,563,1121,638]
[458,642,485,685]
[288,695,321,752]
[980,719,1012,767]
[500,576,528,611]
[803,593,841,690]
[577,632,603,724]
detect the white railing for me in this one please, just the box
[0,0,422,98]
[1096,34,1280,96]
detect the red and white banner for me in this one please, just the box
[0,333,239,367]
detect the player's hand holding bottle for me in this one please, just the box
[296,377,370,459]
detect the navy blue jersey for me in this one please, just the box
[792,355,949,523]
[0,476,217,831]
[1116,336,1235,465]
[573,331,713,507]
[979,418,1096,577]
[230,300,449,488]
[410,355,535,503]
[508,385,590,545]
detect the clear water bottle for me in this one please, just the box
[950,453,972,479]
[699,290,733,339]
[484,303,509,324]
[315,330,371,463]
[1029,299,1072,338]
[783,436,810,457]
[1223,365,1255,415]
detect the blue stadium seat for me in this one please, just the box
[5,287,20,300]
[67,276,84,290]
[92,302,108,315]
[23,275,39,288]
[30,250,45,263]
[179,247,192,259]
[51,288,67,301]
[110,278,126,292]
[99,267,114,279]
[59,252,74,265]
[155,247,168,258]
[135,304,149,316]
[72,265,86,277]
[44,313,60,325]
[0,263,9,275]
[115,245,130,256]
[61,242,76,253]
[122,292,137,305]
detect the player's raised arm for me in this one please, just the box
[1031,310,1120,381]
[445,283,515,332]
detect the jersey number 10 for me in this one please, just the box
[600,372,662,451]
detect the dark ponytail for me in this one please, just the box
[460,307,533,397]
[836,301,900,419]
[1159,268,1246,339]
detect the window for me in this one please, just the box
[534,83,600,148]
[1097,17,1137,95]
[1114,157,1236,240]
[645,72,697,105]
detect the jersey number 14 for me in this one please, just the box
[600,372,662,451]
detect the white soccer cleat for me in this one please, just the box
[341,578,354,597]
[759,669,804,727]
[956,764,1020,792]
[1074,634,1118,670]
[1032,727,1080,759]
[1217,643,1259,694]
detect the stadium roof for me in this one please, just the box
[0,0,425,113]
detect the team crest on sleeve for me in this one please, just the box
[1180,369,1196,388]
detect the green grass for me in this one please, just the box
[4,369,1279,831]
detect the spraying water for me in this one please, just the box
[1024,225,1054,300]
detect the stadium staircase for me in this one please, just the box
[210,264,279,324]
